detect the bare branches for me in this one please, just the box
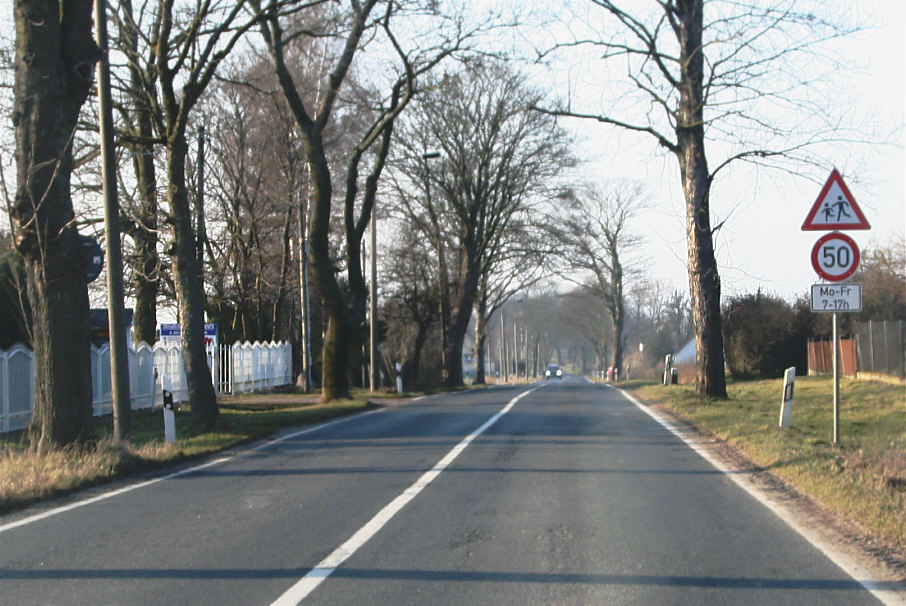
[530,103,679,153]
[535,0,865,175]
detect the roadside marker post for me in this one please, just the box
[779,367,796,429]
[161,375,177,445]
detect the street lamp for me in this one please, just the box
[369,191,378,391]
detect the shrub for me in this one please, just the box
[722,290,809,379]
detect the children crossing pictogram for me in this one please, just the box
[801,168,870,230]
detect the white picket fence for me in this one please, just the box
[1,340,293,433]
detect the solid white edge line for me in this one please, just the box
[0,408,383,535]
[611,385,905,606]
[269,387,539,606]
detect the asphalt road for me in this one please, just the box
[0,377,887,605]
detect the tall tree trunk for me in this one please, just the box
[166,135,219,431]
[131,150,159,345]
[610,310,624,375]
[406,321,429,390]
[474,297,487,384]
[683,169,726,398]
[675,0,728,399]
[306,134,351,401]
[271,207,293,340]
[23,250,94,448]
[122,0,159,346]
[13,0,99,449]
[444,246,480,386]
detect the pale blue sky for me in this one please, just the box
[542,0,905,301]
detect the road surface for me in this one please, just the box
[0,377,892,604]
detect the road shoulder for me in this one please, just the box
[617,386,906,605]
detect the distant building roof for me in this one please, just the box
[675,338,695,365]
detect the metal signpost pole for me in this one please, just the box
[832,312,840,444]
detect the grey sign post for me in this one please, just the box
[803,168,870,445]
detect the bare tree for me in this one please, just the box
[562,288,611,371]
[381,222,440,389]
[257,0,480,400]
[202,77,291,342]
[392,60,572,386]
[113,0,263,431]
[546,182,646,377]
[11,0,99,448]
[534,0,859,398]
[110,0,161,346]
[474,227,547,384]
[852,239,906,322]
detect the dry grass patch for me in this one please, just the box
[0,441,143,512]
[0,394,372,515]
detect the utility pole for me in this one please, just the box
[298,191,313,392]
[499,311,507,383]
[369,200,379,391]
[195,126,206,274]
[513,318,519,383]
[95,0,131,439]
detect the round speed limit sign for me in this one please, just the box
[811,232,860,282]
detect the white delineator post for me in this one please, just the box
[779,366,796,428]
[161,375,176,445]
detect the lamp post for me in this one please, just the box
[513,319,519,381]
[298,173,313,392]
[369,196,378,391]
[499,311,507,383]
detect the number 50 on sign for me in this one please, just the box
[811,232,860,282]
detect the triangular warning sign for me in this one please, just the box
[801,168,870,230]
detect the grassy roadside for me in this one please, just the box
[620,376,906,557]
[0,389,390,515]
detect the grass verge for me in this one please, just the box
[0,391,374,515]
[621,376,906,557]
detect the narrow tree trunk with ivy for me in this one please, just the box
[674,0,727,399]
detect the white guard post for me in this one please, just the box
[395,363,403,394]
[161,374,177,444]
[779,367,796,428]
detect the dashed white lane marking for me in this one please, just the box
[270,387,538,606]
[0,409,382,535]
[613,386,905,606]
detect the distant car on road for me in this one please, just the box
[545,364,563,379]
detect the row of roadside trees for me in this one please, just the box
[5,0,875,449]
